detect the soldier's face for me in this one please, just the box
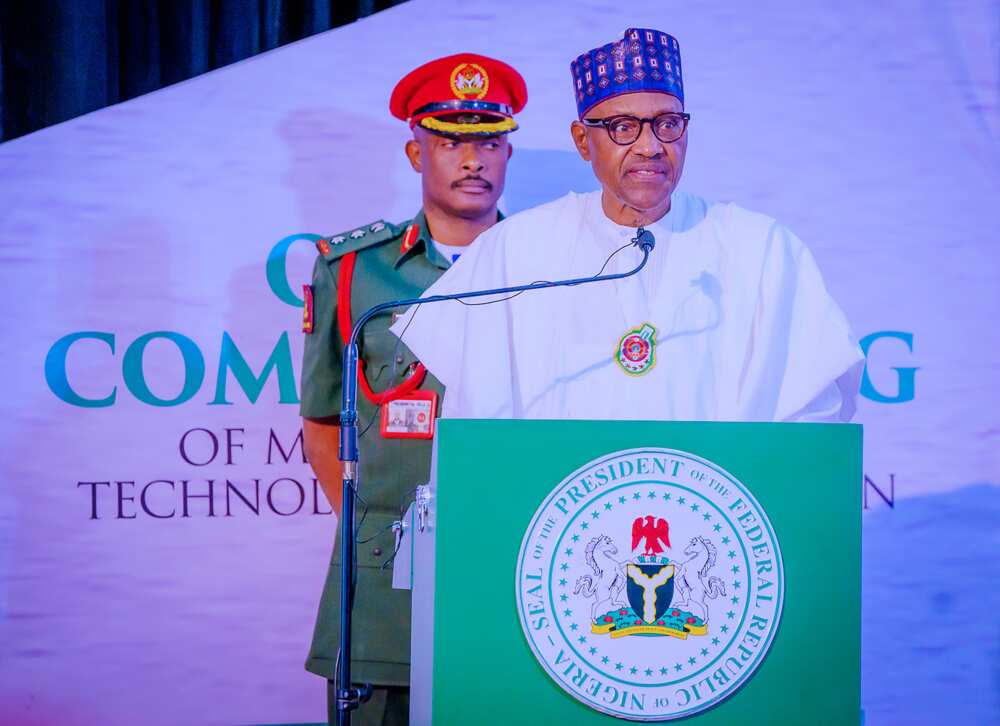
[570,92,687,223]
[407,127,512,218]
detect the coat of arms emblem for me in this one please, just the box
[450,62,490,100]
[576,517,726,641]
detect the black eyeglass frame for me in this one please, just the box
[581,112,691,145]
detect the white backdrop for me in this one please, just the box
[1,1,998,724]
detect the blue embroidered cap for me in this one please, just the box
[571,28,684,118]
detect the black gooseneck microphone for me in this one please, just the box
[333,226,655,724]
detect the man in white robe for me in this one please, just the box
[391,27,863,423]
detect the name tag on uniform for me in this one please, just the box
[380,390,438,439]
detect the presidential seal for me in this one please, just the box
[515,448,784,721]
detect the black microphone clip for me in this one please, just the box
[634,226,656,253]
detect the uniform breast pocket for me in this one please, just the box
[361,316,416,384]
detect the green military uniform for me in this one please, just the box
[301,211,465,724]
[301,47,527,725]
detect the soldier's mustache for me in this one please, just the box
[453,176,492,189]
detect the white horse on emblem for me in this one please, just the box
[672,536,727,622]
[574,535,628,620]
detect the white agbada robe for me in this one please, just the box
[390,190,863,422]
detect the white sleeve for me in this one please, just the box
[742,222,864,422]
[784,362,863,422]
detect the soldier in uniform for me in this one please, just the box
[299,53,527,725]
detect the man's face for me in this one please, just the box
[406,126,512,219]
[570,92,687,220]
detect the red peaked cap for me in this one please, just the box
[390,53,527,136]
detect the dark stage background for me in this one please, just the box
[0,0,408,142]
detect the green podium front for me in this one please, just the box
[408,420,861,724]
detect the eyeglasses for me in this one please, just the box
[581,112,691,145]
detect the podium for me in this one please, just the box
[404,420,861,724]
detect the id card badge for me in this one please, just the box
[380,390,438,440]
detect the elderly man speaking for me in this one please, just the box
[391,27,863,422]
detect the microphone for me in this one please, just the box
[331,224,654,724]
[635,226,655,253]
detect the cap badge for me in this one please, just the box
[450,62,489,100]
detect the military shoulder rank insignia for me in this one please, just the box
[516,447,784,720]
[317,221,397,261]
[616,323,656,376]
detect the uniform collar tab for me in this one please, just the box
[394,211,432,269]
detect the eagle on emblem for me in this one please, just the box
[455,69,485,93]
[450,62,489,100]
[632,515,670,556]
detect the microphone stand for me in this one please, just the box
[333,228,655,724]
